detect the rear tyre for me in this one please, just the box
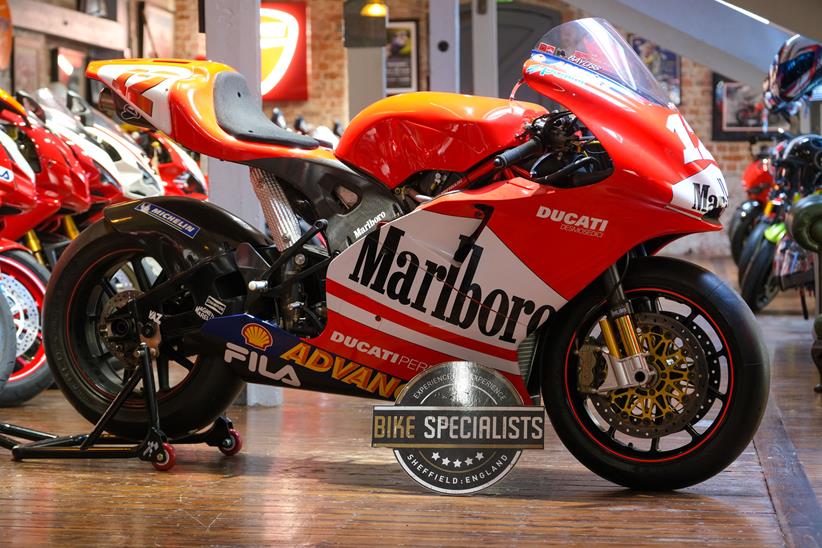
[0,288,17,393]
[0,250,51,406]
[739,238,778,313]
[728,201,762,265]
[43,222,245,439]
[737,222,769,284]
[540,257,769,490]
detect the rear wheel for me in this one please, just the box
[43,222,245,439]
[0,250,51,406]
[540,257,769,490]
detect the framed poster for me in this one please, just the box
[261,2,309,100]
[140,2,174,58]
[12,35,43,92]
[712,73,790,141]
[51,47,87,98]
[629,35,680,105]
[386,20,418,95]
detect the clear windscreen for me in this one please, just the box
[531,18,672,106]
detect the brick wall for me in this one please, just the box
[175,0,348,128]
[171,0,749,255]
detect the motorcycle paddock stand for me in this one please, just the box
[0,343,243,470]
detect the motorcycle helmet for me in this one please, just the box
[768,35,822,103]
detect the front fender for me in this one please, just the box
[0,237,30,254]
[103,197,271,267]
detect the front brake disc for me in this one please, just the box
[590,312,709,438]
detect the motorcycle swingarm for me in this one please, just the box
[110,250,246,340]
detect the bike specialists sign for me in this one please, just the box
[373,362,545,494]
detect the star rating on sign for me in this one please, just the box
[453,459,462,468]
[441,457,451,466]
[431,452,440,461]
[465,457,474,466]
[475,452,484,460]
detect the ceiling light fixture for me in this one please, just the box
[360,1,387,18]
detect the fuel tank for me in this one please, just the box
[335,92,546,188]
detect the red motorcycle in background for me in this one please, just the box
[728,134,782,264]
[42,18,768,488]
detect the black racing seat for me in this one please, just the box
[213,71,319,149]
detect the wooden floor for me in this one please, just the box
[0,258,819,546]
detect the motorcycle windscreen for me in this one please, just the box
[530,18,672,107]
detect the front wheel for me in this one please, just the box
[540,257,769,490]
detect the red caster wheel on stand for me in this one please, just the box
[152,443,176,471]
[219,428,243,457]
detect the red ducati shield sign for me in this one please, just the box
[260,2,309,101]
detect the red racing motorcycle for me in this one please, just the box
[43,18,768,489]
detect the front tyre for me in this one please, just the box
[0,250,51,406]
[540,257,769,490]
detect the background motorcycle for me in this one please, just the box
[738,133,822,312]
[727,134,781,263]
[44,18,768,489]
[0,101,51,406]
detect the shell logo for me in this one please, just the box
[260,7,299,98]
[242,323,274,351]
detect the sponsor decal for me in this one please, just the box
[134,202,200,238]
[568,50,602,71]
[225,342,300,386]
[536,42,556,54]
[353,211,387,239]
[280,342,406,399]
[148,310,163,324]
[526,62,587,86]
[242,323,274,351]
[0,166,13,182]
[194,306,214,321]
[204,295,227,315]
[347,227,554,344]
[330,330,430,372]
[536,206,609,238]
[692,180,729,212]
[668,163,729,218]
[373,362,544,494]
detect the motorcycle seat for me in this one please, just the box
[213,72,318,149]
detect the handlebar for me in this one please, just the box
[493,138,542,168]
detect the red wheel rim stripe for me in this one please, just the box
[562,287,735,464]
[0,255,47,382]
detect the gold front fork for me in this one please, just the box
[63,216,80,240]
[599,314,641,357]
[24,230,47,267]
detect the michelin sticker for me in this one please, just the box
[135,202,200,238]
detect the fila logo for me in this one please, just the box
[224,342,300,387]
[536,206,608,238]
